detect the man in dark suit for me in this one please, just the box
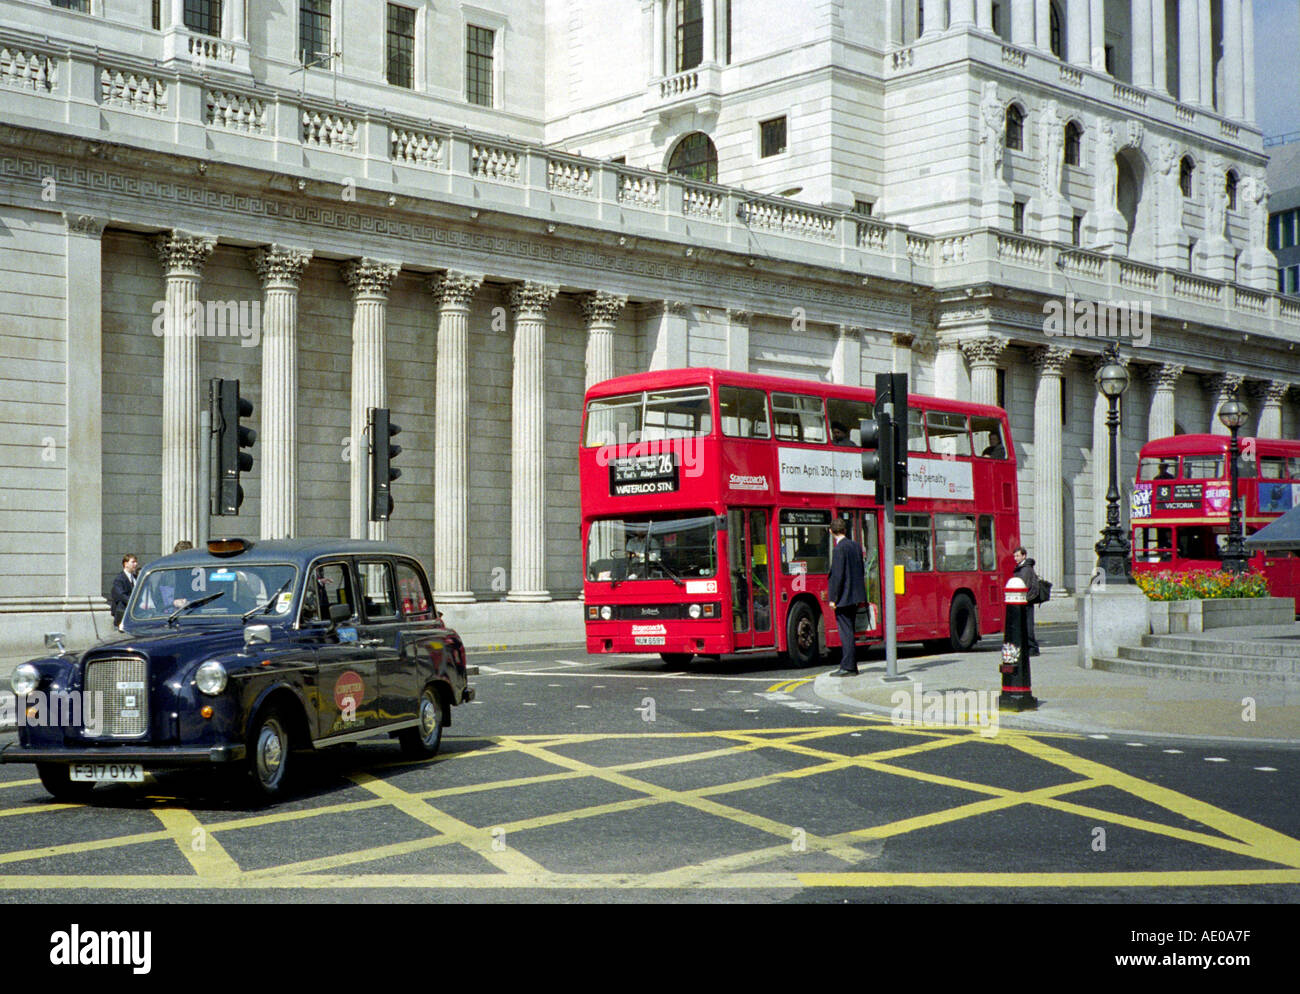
[110,553,139,630]
[827,517,867,676]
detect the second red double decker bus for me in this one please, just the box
[579,368,1021,666]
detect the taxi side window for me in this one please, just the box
[307,562,356,623]
[395,560,434,621]
[358,560,399,620]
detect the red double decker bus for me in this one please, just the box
[1130,434,1300,607]
[579,368,1021,666]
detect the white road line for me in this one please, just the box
[1205,757,1228,762]
[1254,766,1278,772]
[691,708,706,712]
[1162,748,1183,754]
[574,705,592,709]
[1088,734,1109,739]
[1125,742,1146,747]
[488,671,780,683]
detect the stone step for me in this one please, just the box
[1092,655,1300,686]
[1118,644,1300,674]
[1141,634,1300,659]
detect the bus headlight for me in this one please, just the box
[688,603,702,619]
[600,606,613,621]
[11,664,39,696]
[195,660,228,696]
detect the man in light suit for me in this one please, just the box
[827,517,867,676]
[110,553,139,629]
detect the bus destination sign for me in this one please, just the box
[610,453,680,496]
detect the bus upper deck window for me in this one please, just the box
[583,393,642,448]
[642,388,713,440]
[1182,455,1224,479]
[771,393,826,444]
[971,416,1005,458]
[908,408,926,452]
[1261,457,1287,480]
[719,386,770,439]
[826,398,871,446]
[926,411,971,457]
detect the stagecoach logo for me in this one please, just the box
[728,473,769,491]
[611,453,679,496]
[631,624,668,636]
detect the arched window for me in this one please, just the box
[1179,156,1195,197]
[1005,104,1024,151]
[1226,170,1239,211]
[668,132,718,183]
[1049,2,1063,59]
[1064,121,1082,166]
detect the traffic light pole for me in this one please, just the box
[882,500,898,680]
[198,407,211,546]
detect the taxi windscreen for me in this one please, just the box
[129,564,299,621]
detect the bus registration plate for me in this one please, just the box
[635,636,666,646]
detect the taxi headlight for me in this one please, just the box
[195,660,228,696]
[688,603,702,619]
[11,664,39,696]
[600,605,613,621]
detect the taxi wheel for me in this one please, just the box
[660,652,693,668]
[785,601,821,668]
[949,594,979,653]
[247,708,293,799]
[399,686,445,758]
[37,763,96,803]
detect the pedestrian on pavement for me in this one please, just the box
[827,517,867,676]
[110,553,140,630]
[1012,546,1041,656]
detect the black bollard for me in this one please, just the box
[999,576,1038,712]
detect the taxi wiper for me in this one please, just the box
[166,591,227,626]
[242,580,293,622]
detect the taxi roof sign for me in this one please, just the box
[207,538,254,557]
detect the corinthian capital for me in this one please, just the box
[431,271,484,308]
[580,291,628,326]
[509,281,560,318]
[156,231,217,277]
[959,335,1009,367]
[1142,362,1184,391]
[252,245,313,289]
[1264,380,1291,405]
[342,258,401,299]
[1032,345,1072,376]
[1201,371,1244,400]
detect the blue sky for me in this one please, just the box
[1255,0,1300,140]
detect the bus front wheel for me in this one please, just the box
[785,601,822,668]
[949,594,979,652]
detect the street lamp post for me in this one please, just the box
[1094,349,1132,584]
[1218,396,1250,574]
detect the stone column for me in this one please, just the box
[647,300,689,369]
[703,0,716,60]
[933,338,971,402]
[1091,353,1129,551]
[431,271,483,603]
[1152,0,1168,92]
[1206,373,1244,435]
[892,332,915,380]
[170,0,183,29]
[1198,0,1213,108]
[921,0,943,35]
[581,291,627,391]
[1033,346,1071,587]
[725,309,750,371]
[251,245,312,540]
[1034,0,1051,49]
[1178,0,1200,103]
[1242,0,1256,123]
[342,259,401,541]
[651,0,665,75]
[1011,0,1035,45]
[1090,0,1106,70]
[156,231,216,555]
[831,325,863,386]
[1131,0,1153,87]
[951,0,976,26]
[507,282,559,603]
[1255,381,1289,439]
[977,0,995,31]
[1067,0,1091,65]
[1144,363,1183,440]
[1222,0,1244,120]
[64,215,107,597]
[959,336,1008,407]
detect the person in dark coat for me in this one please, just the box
[1012,546,1040,655]
[827,517,867,675]
[110,553,140,630]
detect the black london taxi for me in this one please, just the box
[2,539,475,801]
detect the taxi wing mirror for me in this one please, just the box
[244,624,271,647]
[44,632,68,655]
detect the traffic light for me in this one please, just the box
[859,412,892,504]
[212,378,255,515]
[861,373,910,506]
[369,407,402,521]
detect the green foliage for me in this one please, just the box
[1134,568,1271,601]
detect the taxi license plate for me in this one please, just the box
[69,763,144,783]
[634,636,666,646]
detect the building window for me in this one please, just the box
[1285,210,1299,249]
[1225,170,1238,212]
[1049,2,1063,58]
[853,199,874,217]
[1180,156,1195,197]
[1013,199,1026,234]
[300,0,332,66]
[466,25,495,106]
[725,0,732,63]
[760,117,787,158]
[668,131,718,183]
[1071,213,1084,246]
[1270,213,1281,250]
[1064,121,1081,166]
[996,368,1007,410]
[1288,265,1300,295]
[1187,237,1196,272]
[51,0,91,12]
[676,0,703,72]
[184,0,222,37]
[151,0,160,28]
[1060,376,1069,427]
[1104,44,1114,74]
[1006,104,1024,151]
[386,4,416,88]
[992,2,1002,36]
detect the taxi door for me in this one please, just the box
[308,560,382,739]
[355,556,422,727]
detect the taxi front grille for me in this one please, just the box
[83,656,148,737]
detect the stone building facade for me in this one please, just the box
[0,0,1297,651]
